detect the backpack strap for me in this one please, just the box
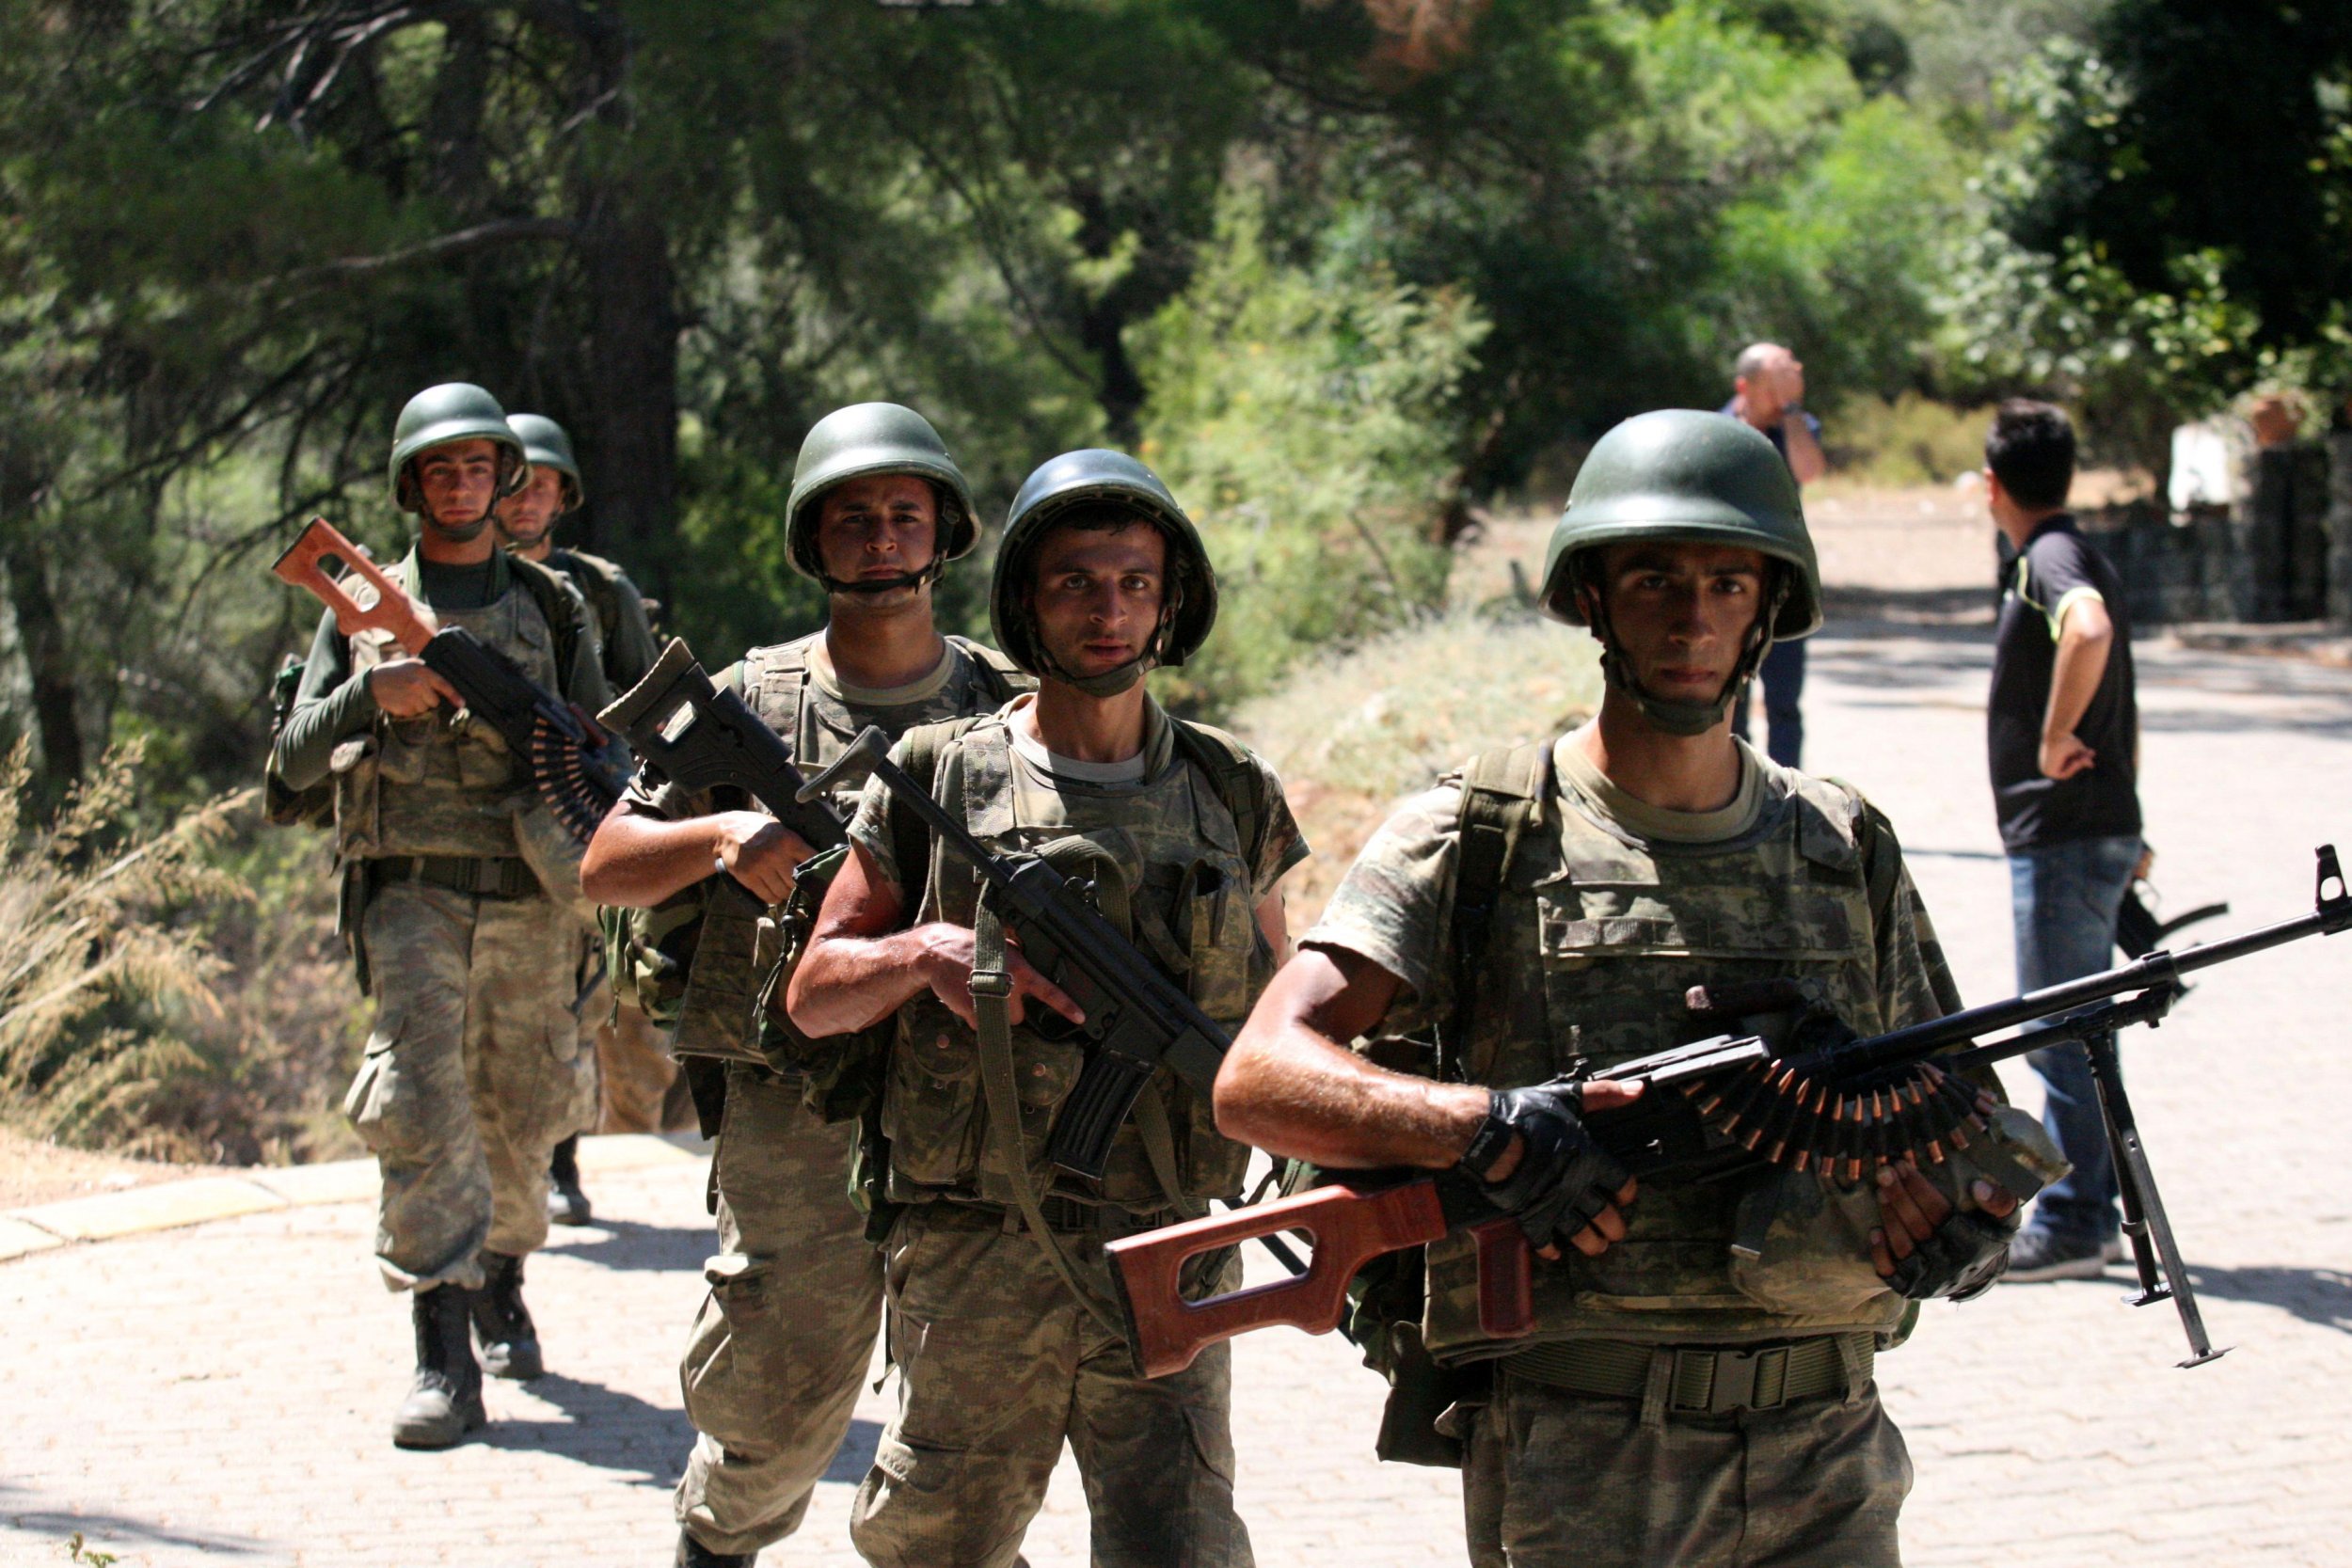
[739,638,816,759]
[506,554,588,699]
[1438,740,1552,1082]
[883,716,992,912]
[946,635,1037,704]
[1167,718,1266,883]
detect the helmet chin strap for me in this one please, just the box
[1577,564,1788,738]
[821,552,944,598]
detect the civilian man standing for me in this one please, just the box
[1982,399,2140,1281]
[1724,341,1827,766]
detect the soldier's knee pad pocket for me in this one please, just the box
[1180,1402,1238,1486]
[343,1011,414,1143]
[869,1432,971,1502]
[706,1254,776,1333]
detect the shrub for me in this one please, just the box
[1136,190,1489,714]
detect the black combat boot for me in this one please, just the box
[675,1528,757,1566]
[469,1249,545,1380]
[548,1133,592,1226]
[391,1283,485,1449]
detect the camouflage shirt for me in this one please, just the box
[1306,734,2039,1354]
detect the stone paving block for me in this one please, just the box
[8,1175,285,1241]
[0,1212,65,1260]
[244,1160,379,1207]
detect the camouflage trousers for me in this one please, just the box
[342,880,596,1292]
[590,990,685,1133]
[1460,1369,1912,1568]
[675,1064,882,1556]
[850,1204,1252,1568]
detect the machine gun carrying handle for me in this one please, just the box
[271,518,437,656]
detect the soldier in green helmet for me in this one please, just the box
[1213,409,2064,1567]
[490,411,680,1223]
[580,403,1030,1568]
[266,383,612,1449]
[787,449,1308,1568]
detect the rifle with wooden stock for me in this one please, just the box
[272,517,626,842]
[1106,845,2352,1378]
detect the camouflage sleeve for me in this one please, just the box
[1858,802,1964,1032]
[557,582,613,715]
[1300,784,1463,1008]
[268,608,374,791]
[1246,753,1311,901]
[845,762,905,902]
[602,569,661,693]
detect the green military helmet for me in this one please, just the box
[785,403,978,584]
[991,448,1217,693]
[389,383,529,513]
[1538,408,1822,641]
[506,413,584,510]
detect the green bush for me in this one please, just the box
[1136,190,1488,714]
[1824,392,1999,485]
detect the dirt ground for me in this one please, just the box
[0,1129,233,1210]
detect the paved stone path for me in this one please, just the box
[8,589,2352,1566]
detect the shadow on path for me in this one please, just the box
[482,1371,696,1487]
[538,1216,708,1274]
[2183,1263,2352,1336]
[0,1484,266,1557]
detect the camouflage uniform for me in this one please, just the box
[1308,736,2061,1568]
[533,544,676,1134]
[637,634,1027,1559]
[271,547,609,1291]
[841,697,1305,1568]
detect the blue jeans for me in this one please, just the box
[2010,833,2142,1243]
[1732,640,1805,768]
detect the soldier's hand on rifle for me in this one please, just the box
[367,657,464,719]
[1460,1076,1644,1260]
[711,811,814,907]
[913,923,1088,1032]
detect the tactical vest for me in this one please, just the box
[881,712,1274,1213]
[1422,741,1931,1357]
[330,554,563,862]
[662,634,1029,1068]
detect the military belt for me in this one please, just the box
[938,1196,1170,1238]
[1502,1333,1871,1416]
[365,854,539,900]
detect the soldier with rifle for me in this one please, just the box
[785,450,1306,1568]
[265,383,612,1449]
[578,404,1028,1568]
[1207,410,2063,1567]
[490,410,680,1224]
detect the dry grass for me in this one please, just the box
[1229,608,1601,927]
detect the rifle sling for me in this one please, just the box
[972,893,1127,1336]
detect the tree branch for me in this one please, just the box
[275,215,578,282]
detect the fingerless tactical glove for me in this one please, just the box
[1457,1076,1632,1251]
[1886,1208,2017,1301]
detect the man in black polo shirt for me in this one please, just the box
[1982,399,2141,1281]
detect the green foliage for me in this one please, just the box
[1825,392,1999,485]
[1137,194,1487,711]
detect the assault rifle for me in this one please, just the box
[598,638,847,855]
[273,518,626,842]
[1107,845,2352,1378]
[799,723,1231,1181]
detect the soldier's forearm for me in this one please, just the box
[786,926,948,1038]
[1216,1022,1487,1171]
[580,804,731,907]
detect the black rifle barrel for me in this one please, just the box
[1840,863,2351,1078]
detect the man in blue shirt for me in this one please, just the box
[1982,399,2142,1281]
[1724,342,1827,766]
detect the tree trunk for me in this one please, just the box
[576,201,681,598]
[0,487,85,794]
